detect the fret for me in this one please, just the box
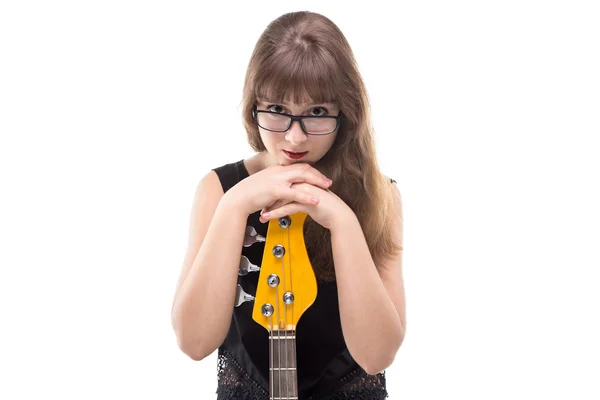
[270,330,298,399]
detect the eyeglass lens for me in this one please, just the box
[257,113,336,134]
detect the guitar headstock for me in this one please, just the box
[252,212,318,332]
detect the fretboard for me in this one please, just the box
[269,330,298,400]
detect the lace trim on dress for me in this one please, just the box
[216,348,388,399]
[307,367,388,400]
[216,348,269,399]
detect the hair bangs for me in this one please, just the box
[254,48,342,106]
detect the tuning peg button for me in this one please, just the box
[278,216,291,228]
[267,274,280,287]
[283,292,294,304]
[272,244,285,258]
[261,303,274,317]
[238,255,260,276]
[235,284,255,307]
[244,226,266,247]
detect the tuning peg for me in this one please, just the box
[235,284,255,307]
[243,226,266,247]
[239,255,261,276]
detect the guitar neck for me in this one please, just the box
[269,330,298,400]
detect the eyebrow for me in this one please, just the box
[256,97,335,106]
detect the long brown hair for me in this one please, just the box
[240,11,402,281]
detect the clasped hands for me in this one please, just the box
[259,181,352,230]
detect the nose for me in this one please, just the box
[285,120,308,145]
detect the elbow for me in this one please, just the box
[175,332,211,361]
[172,318,212,361]
[357,334,405,375]
[184,347,209,362]
[171,302,228,361]
[359,353,396,376]
[174,325,223,361]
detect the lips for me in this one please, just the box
[283,150,308,159]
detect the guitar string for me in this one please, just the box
[271,216,301,399]
[283,216,297,398]
[290,224,295,397]
[275,217,293,399]
[269,313,274,400]
[292,217,298,398]
[282,225,288,399]
[289,218,298,398]
[274,281,280,399]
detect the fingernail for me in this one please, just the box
[262,212,270,218]
[312,197,319,204]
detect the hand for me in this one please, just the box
[259,182,353,230]
[223,163,333,217]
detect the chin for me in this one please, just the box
[279,159,303,166]
[278,155,308,165]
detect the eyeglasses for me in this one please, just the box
[252,105,342,135]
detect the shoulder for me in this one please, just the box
[192,170,226,211]
[211,159,249,193]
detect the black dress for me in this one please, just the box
[211,159,391,400]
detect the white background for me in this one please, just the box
[1,1,599,399]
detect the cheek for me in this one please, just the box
[259,129,282,152]
[323,134,338,151]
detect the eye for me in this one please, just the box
[310,107,329,116]
[266,104,285,113]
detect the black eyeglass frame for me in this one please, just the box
[252,104,343,135]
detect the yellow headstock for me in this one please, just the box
[252,212,318,332]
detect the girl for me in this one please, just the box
[171,11,405,400]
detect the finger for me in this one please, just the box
[263,201,283,214]
[287,186,320,206]
[288,163,332,189]
[262,198,285,214]
[273,186,317,206]
[261,204,273,215]
[264,177,314,215]
[262,196,290,214]
[260,202,305,222]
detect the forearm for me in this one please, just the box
[330,211,404,375]
[171,197,247,360]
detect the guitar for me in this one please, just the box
[235,212,318,400]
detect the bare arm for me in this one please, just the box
[171,172,248,360]
[330,205,405,375]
